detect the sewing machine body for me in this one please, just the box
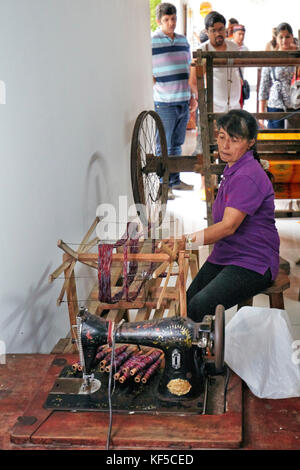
[45,306,225,413]
[80,309,207,401]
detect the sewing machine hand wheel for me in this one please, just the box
[131,110,169,228]
[213,304,225,373]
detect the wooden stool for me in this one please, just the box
[238,272,290,310]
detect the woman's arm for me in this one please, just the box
[188,62,199,113]
[258,67,271,128]
[258,99,267,128]
[187,206,247,247]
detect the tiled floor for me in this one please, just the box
[166,130,300,339]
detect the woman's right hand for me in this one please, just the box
[258,100,267,129]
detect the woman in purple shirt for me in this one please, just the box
[186,109,280,321]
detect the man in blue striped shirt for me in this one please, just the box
[152,3,198,199]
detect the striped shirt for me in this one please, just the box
[152,28,191,104]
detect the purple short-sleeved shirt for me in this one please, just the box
[207,151,280,281]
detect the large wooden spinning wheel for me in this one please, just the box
[131,110,169,227]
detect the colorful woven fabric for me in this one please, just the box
[98,243,113,303]
[274,183,300,199]
[269,160,300,183]
[98,223,156,304]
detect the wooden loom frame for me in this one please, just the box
[193,49,300,223]
[49,217,199,349]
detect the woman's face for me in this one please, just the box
[276,29,294,50]
[217,128,255,167]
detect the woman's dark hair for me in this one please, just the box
[270,27,277,48]
[271,37,277,48]
[217,110,274,181]
[156,3,176,20]
[276,22,293,36]
[217,109,258,141]
[205,11,226,30]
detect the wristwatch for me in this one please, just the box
[191,93,197,99]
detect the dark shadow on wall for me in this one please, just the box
[82,151,112,230]
[80,151,112,300]
[1,265,55,353]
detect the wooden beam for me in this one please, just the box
[78,252,170,263]
[63,260,79,342]
[210,112,299,120]
[178,251,187,317]
[193,50,300,67]
[193,50,300,59]
[197,60,214,226]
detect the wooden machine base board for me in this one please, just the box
[10,354,243,450]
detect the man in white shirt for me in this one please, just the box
[192,11,241,158]
[199,11,241,113]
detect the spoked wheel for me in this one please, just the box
[131,110,169,228]
[213,304,225,373]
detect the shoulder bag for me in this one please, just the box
[239,68,250,101]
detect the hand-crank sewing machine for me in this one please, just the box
[45,304,225,413]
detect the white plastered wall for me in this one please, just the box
[0,0,153,353]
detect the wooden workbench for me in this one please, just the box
[1,354,300,451]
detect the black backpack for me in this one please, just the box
[239,68,250,100]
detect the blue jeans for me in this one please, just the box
[267,106,285,129]
[155,101,190,187]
